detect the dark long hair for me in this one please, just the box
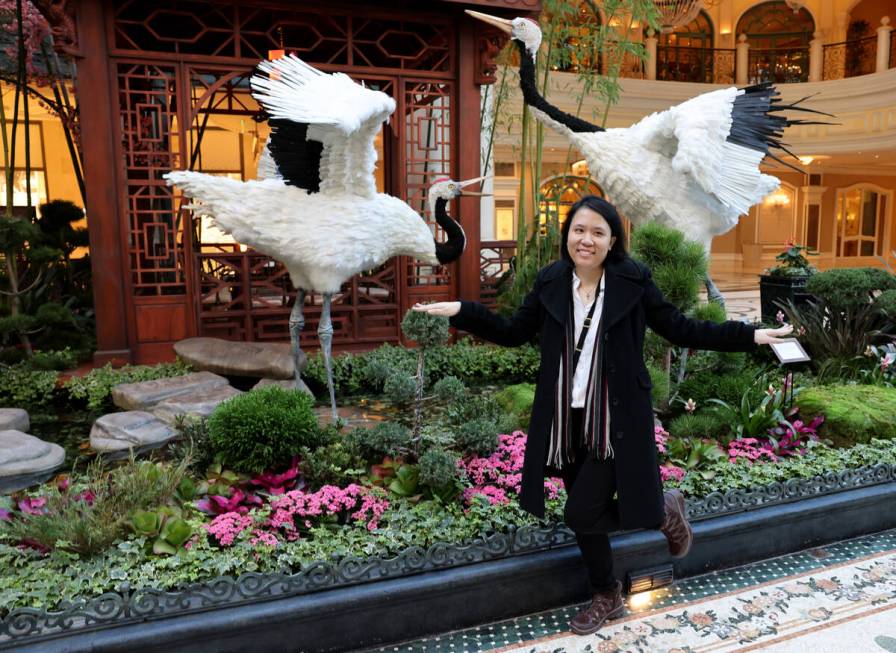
[560,195,628,264]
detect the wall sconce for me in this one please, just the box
[267,49,285,60]
[763,191,791,208]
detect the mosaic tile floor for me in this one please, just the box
[365,529,896,653]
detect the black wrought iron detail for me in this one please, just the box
[1,464,893,646]
[686,463,896,520]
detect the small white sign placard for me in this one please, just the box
[770,338,811,364]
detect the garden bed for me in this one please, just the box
[2,468,894,653]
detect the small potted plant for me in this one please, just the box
[759,240,817,323]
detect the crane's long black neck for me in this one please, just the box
[433,197,466,264]
[516,40,603,133]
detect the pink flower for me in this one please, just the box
[654,425,669,453]
[776,310,785,324]
[457,431,539,507]
[660,464,685,482]
[204,512,254,546]
[16,496,47,515]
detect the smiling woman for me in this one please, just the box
[414,193,793,636]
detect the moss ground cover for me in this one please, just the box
[795,385,896,446]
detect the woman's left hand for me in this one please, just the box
[754,323,794,345]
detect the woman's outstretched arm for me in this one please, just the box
[413,270,545,347]
[642,267,793,350]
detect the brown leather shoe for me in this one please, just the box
[569,580,624,635]
[659,489,693,558]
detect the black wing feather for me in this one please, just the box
[727,82,835,172]
[267,119,323,193]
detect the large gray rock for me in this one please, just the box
[111,371,230,411]
[0,408,29,433]
[174,337,306,380]
[152,385,242,425]
[0,430,65,493]
[90,411,179,457]
[252,377,314,397]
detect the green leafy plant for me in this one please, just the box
[667,411,732,441]
[417,448,459,494]
[0,362,58,411]
[131,507,193,556]
[64,360,193,411]
[432,375,467,403]
[493,383,535,429]
[207,386,320,473]
[708,378,797,443]
[348,422,412,460]
[767,242,817,278]
[663,436,727,479]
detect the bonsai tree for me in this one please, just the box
[399,309,450,450]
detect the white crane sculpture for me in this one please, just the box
[467,10,830,304]
[165,55,485,417]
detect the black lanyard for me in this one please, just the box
[572,288,600,373]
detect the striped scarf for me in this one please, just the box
[547,298,613,467]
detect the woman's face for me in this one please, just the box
[566,207,616,273]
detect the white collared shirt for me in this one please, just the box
[571,270,605,407]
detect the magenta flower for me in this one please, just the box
[0,507,12,521]
[16,496,47,515]
[197,489,263,516]
[660,464,685,482]
[776,310,785,324]
[249,457,303,495]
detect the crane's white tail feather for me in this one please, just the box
[714,141,780,216]
[164,171,275,248]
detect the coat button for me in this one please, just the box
[615,430,624,440]
[611,397,619,406]
[608,364,616,373]
[604,333,610,341]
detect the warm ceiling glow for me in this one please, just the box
[268,49,285,60]
[720,27,731,35]
[630,591,653,609]
[797,155,814,165]
[571,159,589,176]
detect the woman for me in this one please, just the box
[413,195,792,635]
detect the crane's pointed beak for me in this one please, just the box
[457,175,492,197]
[465,10,514,35]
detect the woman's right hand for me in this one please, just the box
[412,301,461,317]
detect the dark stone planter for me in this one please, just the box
[8,479,896,653]
[759,274,814,323]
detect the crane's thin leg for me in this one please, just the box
[705,275,726,308]
[289,288,307,388]
[318,292,338,420]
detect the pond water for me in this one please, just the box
[27,384,503,471]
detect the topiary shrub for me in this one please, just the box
[493,383,535,429]
[432,375,467,403]
[348,421,412,460]
[796,384,896,446]
[417,447,458,489]
[874,288,896,322]
[667,411,732,441]
[804,268,896,312]
[207,386,320,473]
[383,373,416,404]
[455,417,500,456]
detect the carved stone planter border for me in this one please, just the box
[1,462,894,648]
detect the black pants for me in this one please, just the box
[559,408,621,593]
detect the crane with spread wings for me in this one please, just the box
[467,10,831,305]
[165,55,482,417]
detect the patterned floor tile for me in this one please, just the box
[363,529,896,653]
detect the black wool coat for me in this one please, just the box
[450,257,756,529]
